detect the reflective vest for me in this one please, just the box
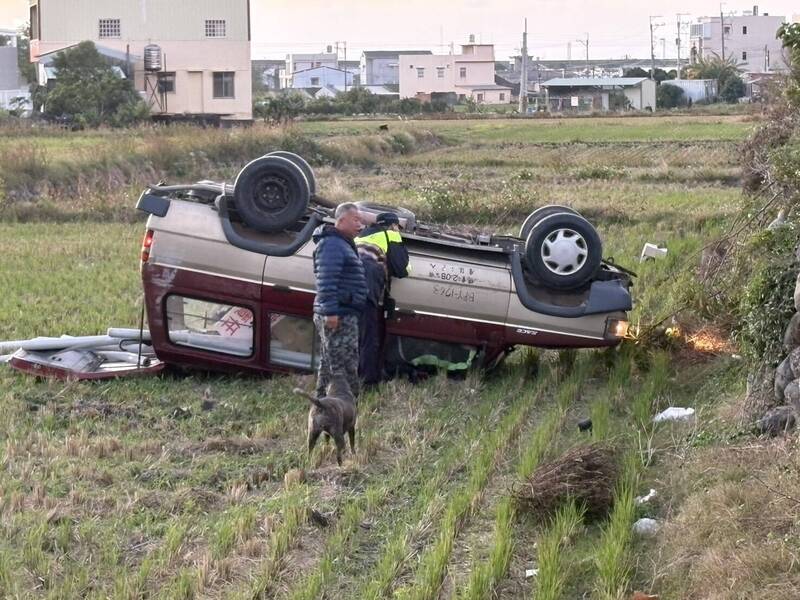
[355,229,403,255]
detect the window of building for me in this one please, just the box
[499,92,505,101]
[166,296,254,357]
[213,72,235,98]
[205,19,226,38]
[742,25,748,34]
[157,72,176,93]
[269,314,319,370]
[417,67,425,78]
[460,67,467,79]
[98,18,121,39]
[742,51,747,61]
[436,67,445,79]
[477,93,484,102]
[310,77,320,86]
[29,5,39,39]
[723,25,731,35]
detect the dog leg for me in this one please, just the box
[308,428,321,457]
[348,427,356,453]
[334,434,346,466]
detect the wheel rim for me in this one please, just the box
[252,175,291,214]
[540,228,588,275]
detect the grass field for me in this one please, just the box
[3,114,799,599]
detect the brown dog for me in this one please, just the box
[294,376,357,466]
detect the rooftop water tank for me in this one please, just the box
[144,44,162,72]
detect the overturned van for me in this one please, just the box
[137,152,633,376]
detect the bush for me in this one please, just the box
[416,181,470,221]
[657,83,686,109]
[734,224,799,366]
[720,76,746,103]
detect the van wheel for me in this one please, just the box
[525,212,602,290]
[519,205,582,241]
[355,201,417,231]
[266,151,316,196]
[233,156,310,233]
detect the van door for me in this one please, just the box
[261,240,319,372]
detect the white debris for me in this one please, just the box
[632,518,661,536]
[525,568,539,578]
[635,489,657,505]
[640,243,668,263]
[653,407,695,423]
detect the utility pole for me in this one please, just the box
[719,3,726,62]
[676,13,690,79]
[575,33,589,75]
[649,16,663,80]
[519,18,528,114]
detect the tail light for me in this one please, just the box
[141,229,154,263]
[605,318,629,339]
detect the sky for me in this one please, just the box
[2,0,798,60]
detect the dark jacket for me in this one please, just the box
[312,225,367,316]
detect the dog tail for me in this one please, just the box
[294,388,325,409]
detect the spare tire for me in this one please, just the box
[525,212,602,290]
[233,156,310,233]
[355,201,417,231]
[266,151,316,196]
[519,205,582,241]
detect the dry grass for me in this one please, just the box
[512,442,621,520]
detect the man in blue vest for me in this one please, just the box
[312,203,367,399]
[355,212,410,387]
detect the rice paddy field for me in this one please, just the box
[3,114,800,599]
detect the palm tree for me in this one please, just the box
[684,55,741,86]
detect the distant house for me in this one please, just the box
[291,65,355,90]
[28,0,253,122]
[361,50,432,86]
[399,43,512,104]
[283,52,338,88]
[0,30,31,114]
[690,8,787,73]
[541,77,657,112]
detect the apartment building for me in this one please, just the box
[0,29,31,113]
[28,0,252,121]
[690,7,787,73]
[399,43,511,103]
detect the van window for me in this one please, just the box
[166,296,254,357]
[269,314,320,370]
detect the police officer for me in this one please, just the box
[355,212,410,387]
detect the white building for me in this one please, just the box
[667,79,718,103]
[0,29,32,114]
[399,43,512,104]
[361,50,432,86]
[690,8,788,73]
[28,0,253,121]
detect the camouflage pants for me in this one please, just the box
[314,313,360,399]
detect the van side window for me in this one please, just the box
[166,296,254,357]
[269,314,320,370]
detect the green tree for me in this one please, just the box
[720,75,746,103]
[685,56,741,87]
[623,67,649,78]
[253,91,306,123]
[16,25,37,85]
[44,41,147,127]
[778,22,800,106]
[656,83,686,108]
